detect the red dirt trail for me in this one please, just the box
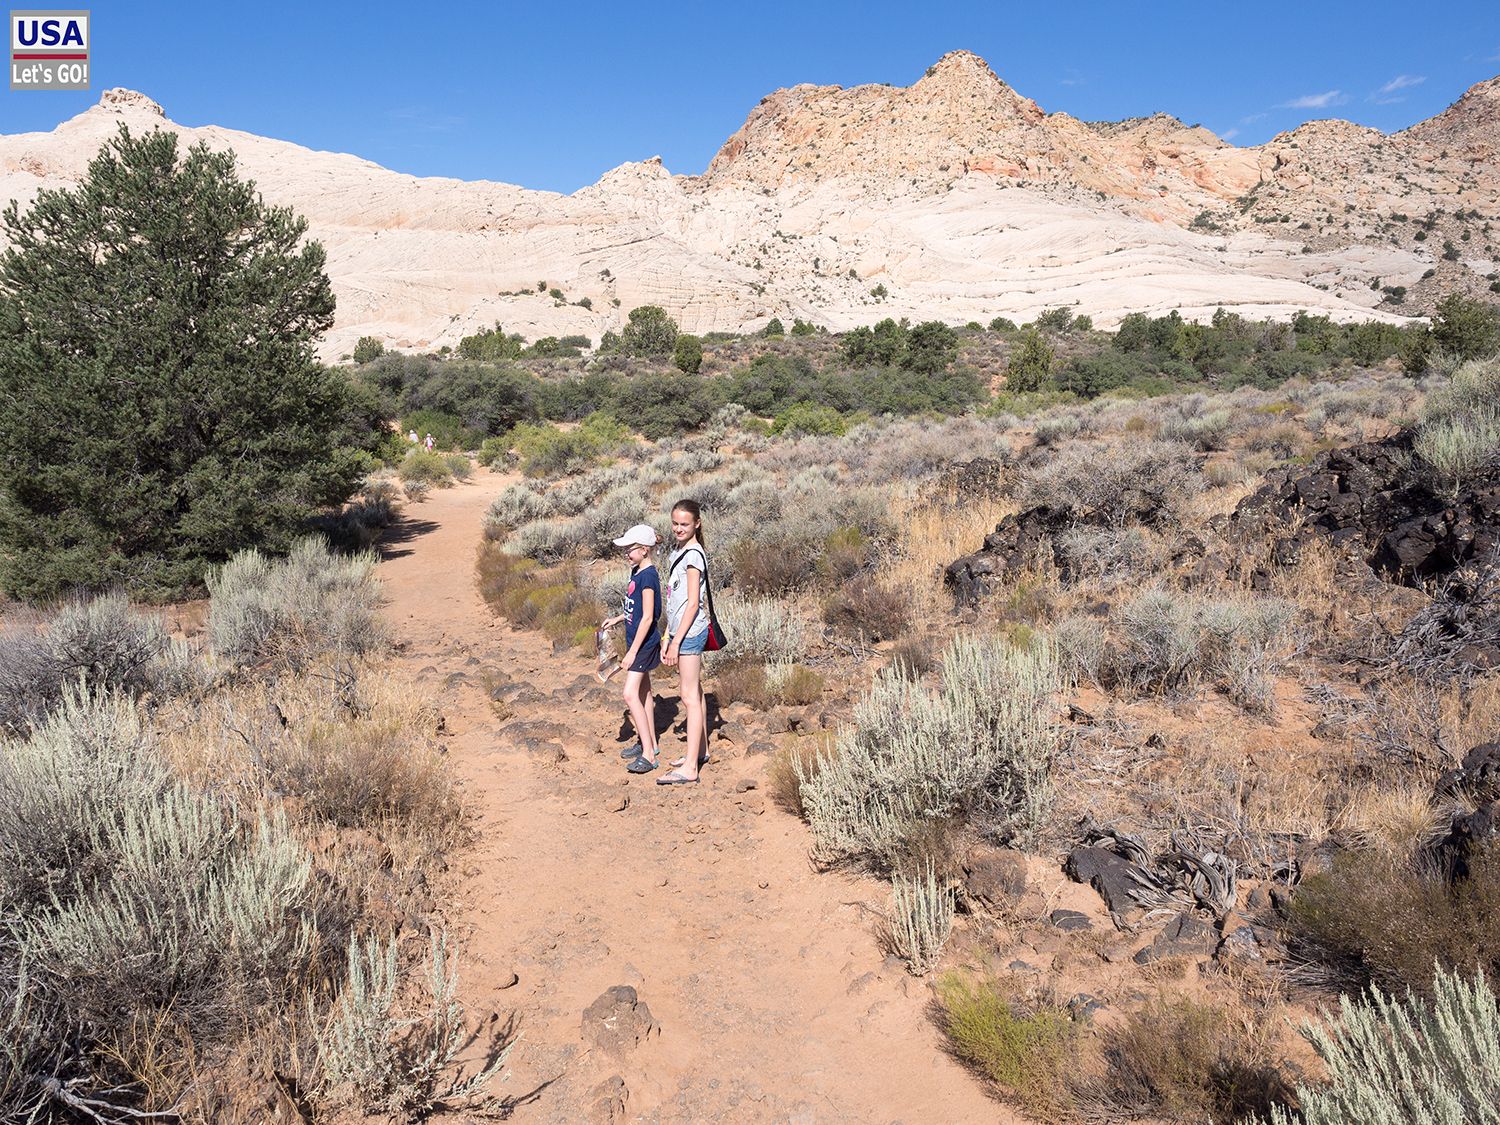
[378,469,1014,1124]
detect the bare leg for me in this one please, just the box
[622,670,656,764]
[678,654,704,779]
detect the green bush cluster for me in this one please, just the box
[842,317,960,374]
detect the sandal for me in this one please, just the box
[626,754,658,773]
[656,770,699,786]
[669,753,711,768]
[619,742,643,759]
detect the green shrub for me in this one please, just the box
[797,635,1060,866]
[0,126,361,601]
[763,317,785,338]
[352,336,385,364]
[772,402,848,437]
[1431,294,1500,361]
[1007,329,1054,391]
[620,305,678,357]
[207,539,387,669]
[673,332,703,373]
[936,972,1074,1116]
[610,373,722,440]
[990,316,1017,332]
[1252,966,1499,1125]
[400,409,477,451]
[476,435,511,467]
[456,322,524,362]
[398,449,455,487]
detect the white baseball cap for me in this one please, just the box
[612,524,659,548]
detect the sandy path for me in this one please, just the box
[379,470,1013,1124]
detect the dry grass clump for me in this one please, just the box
[823,574,910,641]
[1089,996,1294,1123]
[1287,842,1500,996]
[713,658,825,709]
[767,733,835,816]
[887,635,939,679]
[935,972,1076,1117]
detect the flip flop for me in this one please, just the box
[669,754,711,768]
[656,771,699,786]
[626,754,659,773]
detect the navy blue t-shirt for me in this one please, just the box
[623,564,662,657]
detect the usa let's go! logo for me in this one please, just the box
[10,9,89,90]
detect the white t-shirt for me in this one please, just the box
[665,544,709,639]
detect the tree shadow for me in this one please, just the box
[377,515,440,560]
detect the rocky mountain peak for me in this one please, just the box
[93,88,165,118]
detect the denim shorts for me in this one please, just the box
[676,629,708,656]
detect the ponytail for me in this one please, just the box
[672,498,705,549]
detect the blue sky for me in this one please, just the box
[4,1,1499,193]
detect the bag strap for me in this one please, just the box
[669,546,717,623]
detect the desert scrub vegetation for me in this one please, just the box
[477,540,601,650]
[0,566,499,1120]
[1058,588,1298,713]
[796,633,1061,868]
[1251,966,1499,1125]
[1413,352,1500,488]
[884,861,955,974]
[1285,842,1500,996]
[935,972,1075,1117]
[208,537,387,670]
[0,592,203,734]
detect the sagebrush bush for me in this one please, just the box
[797,634,1060,867]
[1252,966,1500,1125]
[1017,439,1201,527]
[207,539,387,669]
[1287,843,1500,996]
[885,862,955,975]
[0,593,202,734]
[1108,589,1296,712]
[936,972,1074,1116]
[710,596,806,665]
[0,694,334,1117]
[319,930,510,1117]
[1414,354,1500,488]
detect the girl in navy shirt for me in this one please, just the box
[603,524,663,773]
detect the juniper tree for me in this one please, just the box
[0,125,359,600]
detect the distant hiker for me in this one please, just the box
[408,429,419,444]
[602,524,663,773]
[659,499,713,785]
[424,432,435,452]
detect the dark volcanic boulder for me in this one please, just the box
[945,505,1070,604]
[1226,430,1500,584]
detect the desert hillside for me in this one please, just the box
[2,52,1498,359]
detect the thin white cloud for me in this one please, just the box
[1221,128,1239,140]
[1240,112,1266,124]
[1379,74,1426,94]
[1279,90,1346,109]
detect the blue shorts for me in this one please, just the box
[676,630,708,656]
[628,645,661,674]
